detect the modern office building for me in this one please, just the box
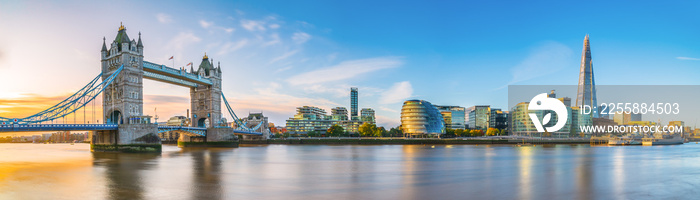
[489,109,509,130]
[576,34,599,118]
[510,94,588,137]
[286,105,362,135]
[360,108,375,124]
[435,105,466,129]
[350,87,358,119]
[468,105,491,130]
[331,107,349,121]
[294,106,327,120]
[400,100,445,137]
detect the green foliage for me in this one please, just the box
[359,122,376,137]
[307,130,319,137]
[388,126,403,137]
[486,128,499,136]
[327,125,345,137]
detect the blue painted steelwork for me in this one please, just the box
[233,129,263,135]
[157,126,207,136]
[0,124,118,132]
[0,65,124,125]
[143,61,212,87]
[221,92,264,133]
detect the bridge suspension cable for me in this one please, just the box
[221,92,264,132]
[0,65,124,125]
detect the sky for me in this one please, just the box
[0,0,698,130]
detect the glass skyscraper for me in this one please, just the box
[350,87,358,119]
[576,34,599,118]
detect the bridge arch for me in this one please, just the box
[196,118,209,128]
[107,110,123,124]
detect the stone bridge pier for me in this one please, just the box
[178,128,239,148]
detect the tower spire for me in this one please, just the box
[137,32,143,47]
[101,37,107,52]
[576,34,598,118]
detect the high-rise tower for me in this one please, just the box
[350,87,358,119]
[576,34,599,118]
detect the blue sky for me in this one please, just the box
[0,0,698,128]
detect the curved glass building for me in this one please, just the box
[401,100,445,137]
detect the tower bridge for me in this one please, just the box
[0,24,266,152]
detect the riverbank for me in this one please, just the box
[240,138,591,145]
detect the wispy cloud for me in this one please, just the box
[156,13,173,24]
[217,39,248,56]
[292,32,311,44]
[263,33,281,46]
[275,66,293,73]
[379,106,399,113]
[241,19,266,31]
[501,41,573,89]
[302,84,347,98]
[677,56,700,61]
[286,57,403,85]
[199,20,213,28]
[269,50,299,64]
[269,24,280,29]
[380,81,413,104]
[376,115,400,128]
[165,32,202,62]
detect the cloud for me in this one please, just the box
[269,24,280,29]
[376,115,400,128]
[286,57,402,85]
[0,93,101,119]
[199,20,213,28]
[156,13,173,24]
[302,84,347,98]
[269,50,299,64]
[379,106,398,113]
[263,33,281,46]
[217,39,248,56]
[380,81,413,104]
[223,28,235,33]
[677,57,700,61]
[241,20,266,31]
[225,82,341,122]
[275,66,293,73]
[502,41,573,88]
[167,32,201,50]
[292,32,311,44]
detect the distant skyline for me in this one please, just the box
[0,0,699,130]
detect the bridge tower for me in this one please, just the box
[190,54,223,128]
[93,23,160,152]
[101,23,145,124]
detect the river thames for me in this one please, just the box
[2,143,700,199]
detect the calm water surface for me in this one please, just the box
[2,143,700,199]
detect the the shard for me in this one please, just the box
[576,34,599,118]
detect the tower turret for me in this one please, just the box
[101,37,108,59]
[137,32,143,53]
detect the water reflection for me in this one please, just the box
[3,143,700,199]
[92,152,160,200]
[187,148,224,200]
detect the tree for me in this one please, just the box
[375,126,387,137]
[327,125,344,137]
[389,126,403,137]
[445,128,456,137]
[307,130,319,137]
[359,122,377,137]
[486,128,499,136]
[454,129,464,137]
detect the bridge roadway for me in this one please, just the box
[0,124,262,136]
